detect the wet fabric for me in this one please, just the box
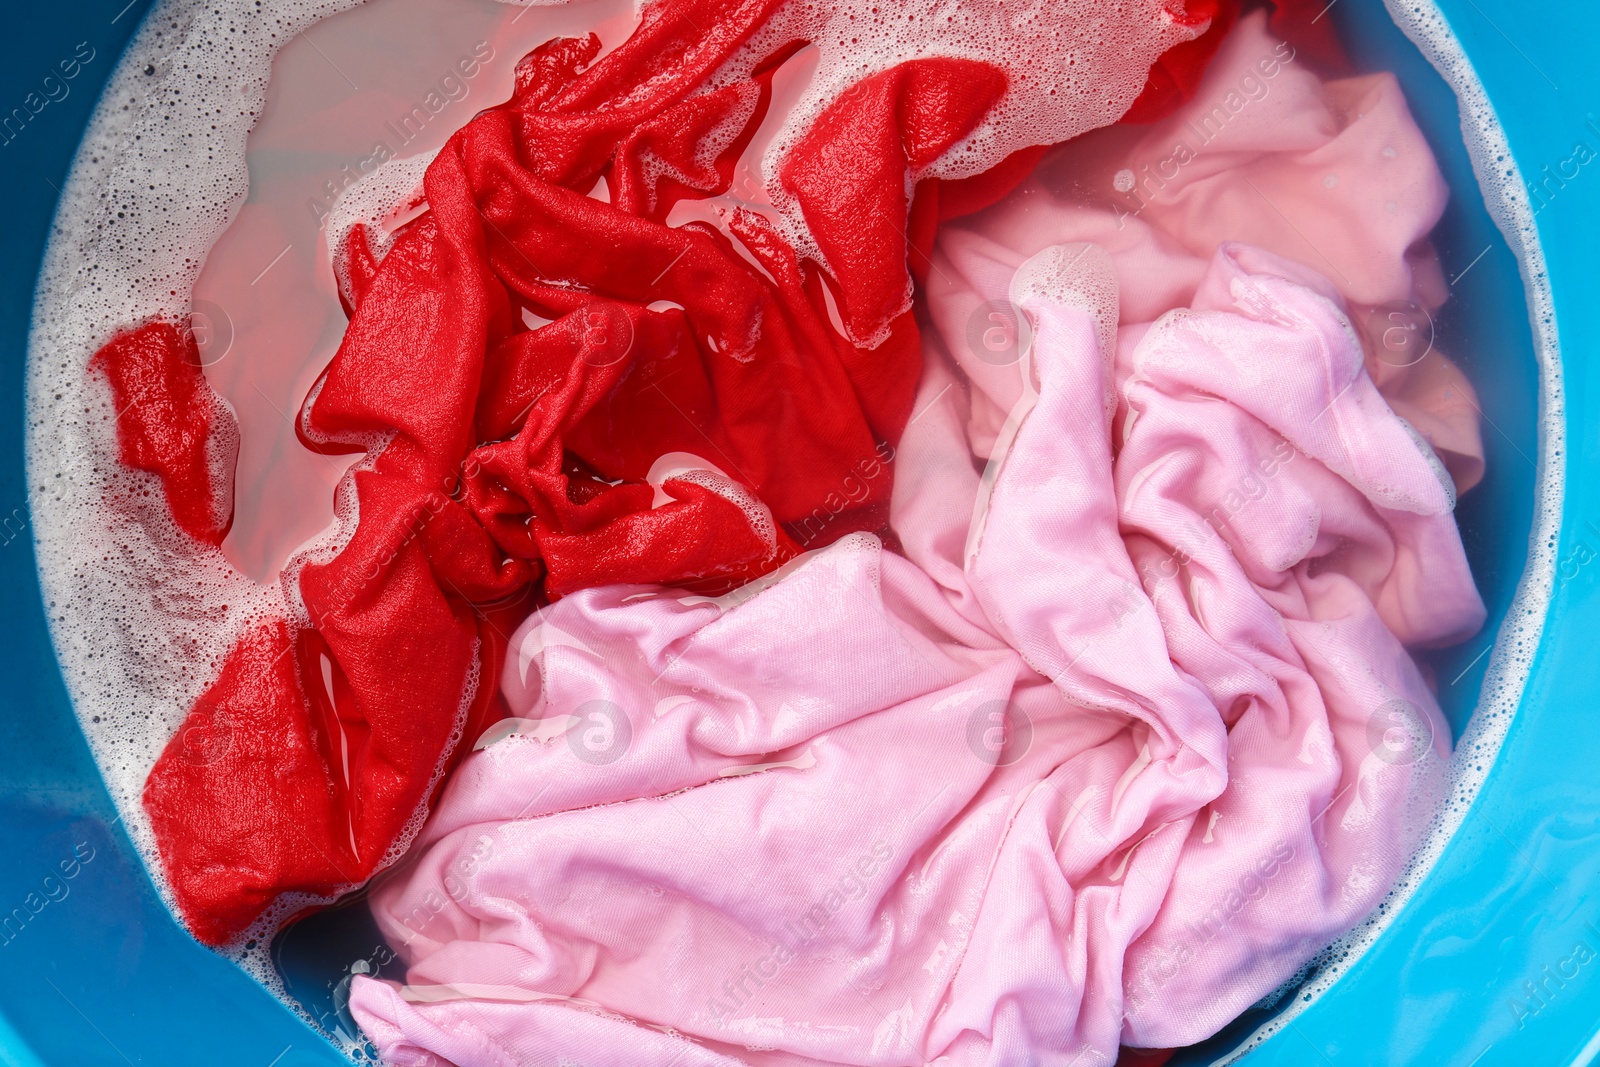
[89,320,236,546]
[929,11,1485,494]
[346,238,1484,1063]
[116,0,1224,945]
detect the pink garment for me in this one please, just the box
[930,11,1484,491]
[348,234,1484,1062]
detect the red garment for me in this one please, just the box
[89,321,233,546]
[1266,0,1351,72]
[96,1,1237,944]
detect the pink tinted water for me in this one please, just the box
[193,0,635,580]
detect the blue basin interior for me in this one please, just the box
[0,1,1584,1064]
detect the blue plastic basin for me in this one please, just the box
[0,1,1591,1063]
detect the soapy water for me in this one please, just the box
[23,0,1558,1058]
[197,0,642,583]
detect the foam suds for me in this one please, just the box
[24,0,1555,1059]
[24,0,642,1044]
[1204,2,1564,1061]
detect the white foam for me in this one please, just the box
[1203,2,1563,1060]
[28,0,357,1008]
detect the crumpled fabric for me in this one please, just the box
[930,11,1485,493]
[119,0,1223,945]
[88,320,236,546]
[347,234,1484,1063]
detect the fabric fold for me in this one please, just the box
[349,236,1482,1061]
